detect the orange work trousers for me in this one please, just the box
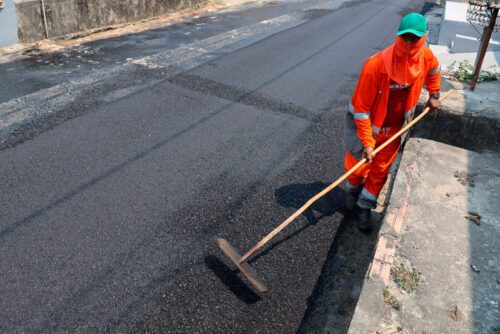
[344,128,401,208]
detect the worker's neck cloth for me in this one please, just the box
[381,34,427,85]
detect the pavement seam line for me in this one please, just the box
[0,10,310,140]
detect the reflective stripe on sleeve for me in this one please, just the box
[349,103,370,120]
[428,66,440,76]
[354,112,370,120]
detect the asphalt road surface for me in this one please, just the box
[0,0,428,332]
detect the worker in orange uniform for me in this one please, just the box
[344,13,441,232]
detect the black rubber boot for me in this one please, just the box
[357,208,372,232]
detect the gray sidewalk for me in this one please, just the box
[347,137,499,333]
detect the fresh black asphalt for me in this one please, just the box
[0,0,427,332]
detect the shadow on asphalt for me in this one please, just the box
[205,182,345,305]
[204,255,262,304]
[247,182,345,264]
[264,181,382,332]
[298,209,382,333]
[275,181,346,224]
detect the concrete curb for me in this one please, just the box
[368,183,409,286]
[365,111,419,287]
[344,140,415,333]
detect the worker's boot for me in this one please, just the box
[344,191,359,211]
[344,181,362,211]
[356,208,372,232]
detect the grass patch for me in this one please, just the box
[446,60,500,83]
[492,326,500,334]
[383,287,402,311]
[454,170,475,187]
[391,263,420,293]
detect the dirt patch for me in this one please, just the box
[448,304,463,322]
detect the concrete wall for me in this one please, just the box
[14,0,206,43]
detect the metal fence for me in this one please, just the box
[467,1,500,27]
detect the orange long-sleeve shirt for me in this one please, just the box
[349,46,440,148]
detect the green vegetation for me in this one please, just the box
[391,263,420,293]
[454,170,475,187]
[383,287,402,311]
[447,60,500,83]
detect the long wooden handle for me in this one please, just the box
[239,90,454,264]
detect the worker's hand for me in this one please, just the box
[362,146,375,163]
[427,97,441,112]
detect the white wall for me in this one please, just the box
[0,0,19,47]
[438,1,500,53]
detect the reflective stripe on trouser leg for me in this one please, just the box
[357,131,401,209]
[346,179,362,194]
[357,188,378,209]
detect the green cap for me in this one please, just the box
[397,13,427,37]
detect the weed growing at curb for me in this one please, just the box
[383,287,402,311]
[492,326,500,334]
[391,263,420,293]
[446,60,500,82]
[454,170,475,187]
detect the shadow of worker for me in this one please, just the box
[275,181,346,225]
[244,182,347,263]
